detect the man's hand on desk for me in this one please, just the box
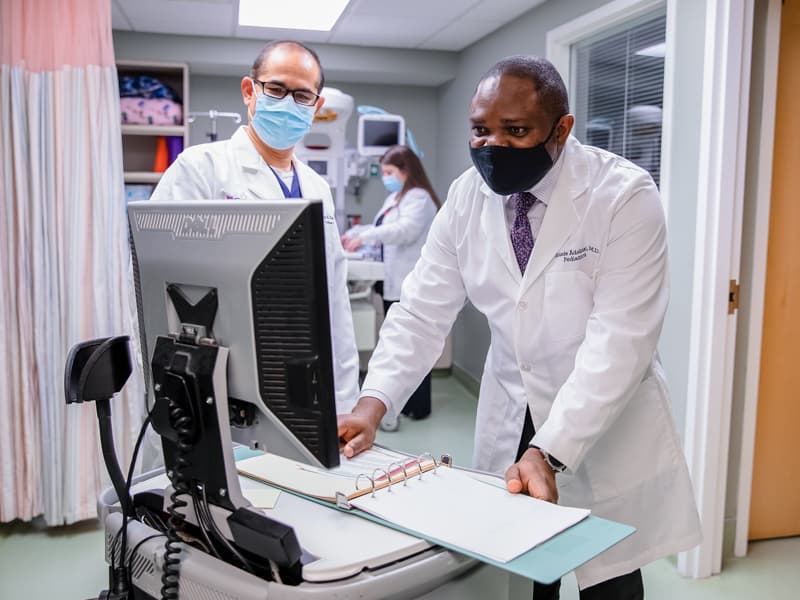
[337,396,386,458]
[504,447,559,504]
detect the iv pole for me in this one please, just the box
[187,110,242,142]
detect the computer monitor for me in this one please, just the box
[357,113,405,156]
[127,199,340,474]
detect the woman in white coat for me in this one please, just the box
[342,145,439,426]
[338,56,701,598]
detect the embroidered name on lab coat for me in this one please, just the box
[555,245,599,263]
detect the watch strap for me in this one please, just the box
[530,444,567,473]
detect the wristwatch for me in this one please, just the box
[530,445,567,473]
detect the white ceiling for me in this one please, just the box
[111,0,547,52]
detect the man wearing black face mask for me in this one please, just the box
[339,56,701,599]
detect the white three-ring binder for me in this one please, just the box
[238,445,591,564]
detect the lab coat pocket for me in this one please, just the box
[543,270,594,343]
[584,375,673,502]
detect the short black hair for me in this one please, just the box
[250,40,325,92]
[479,55,569,120]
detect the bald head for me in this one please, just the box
[478,56,569,122]
[251,40,325,92]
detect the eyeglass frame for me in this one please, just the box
[251,78,321,107]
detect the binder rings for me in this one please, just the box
[238,446,591,564]
[237,445,440,504]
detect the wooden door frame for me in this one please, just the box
[677,0,754,578]
[733,0,782,558]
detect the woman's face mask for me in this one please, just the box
[469,118,561,196]
[250,80,315,150]
[382,174,403,193]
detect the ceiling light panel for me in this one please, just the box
[238,0,352,31]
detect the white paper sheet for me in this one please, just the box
[350,466,590,563]
[242,487,281,509]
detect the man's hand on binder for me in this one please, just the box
[338,396,386,458]
[504,448,559,504]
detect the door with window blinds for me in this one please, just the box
[570,11,667,187]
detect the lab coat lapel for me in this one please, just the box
[244,170,273,200]
[521,137,588,291]
[480,184,522,284]
[232,127,282,200]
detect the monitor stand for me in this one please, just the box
[148,286,304,584]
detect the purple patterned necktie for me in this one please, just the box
[510,191,538,275]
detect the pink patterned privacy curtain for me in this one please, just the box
[0,0,144,524]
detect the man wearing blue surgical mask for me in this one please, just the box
[150,41,360,415]
[339,56,701,598]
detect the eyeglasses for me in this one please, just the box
[252,79,320,107]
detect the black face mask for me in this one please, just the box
[469,119,561,196]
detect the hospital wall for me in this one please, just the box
[188,76,247,146]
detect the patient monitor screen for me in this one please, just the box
[363,119,401,147]
[307,160,328,176]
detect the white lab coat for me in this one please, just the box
[149,126,360,413]
[351,187,437,301]
[361,136,701,588]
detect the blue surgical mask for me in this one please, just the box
[382,174,403,193]
[250,81,315,150]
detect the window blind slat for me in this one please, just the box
[571,12,667,187]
